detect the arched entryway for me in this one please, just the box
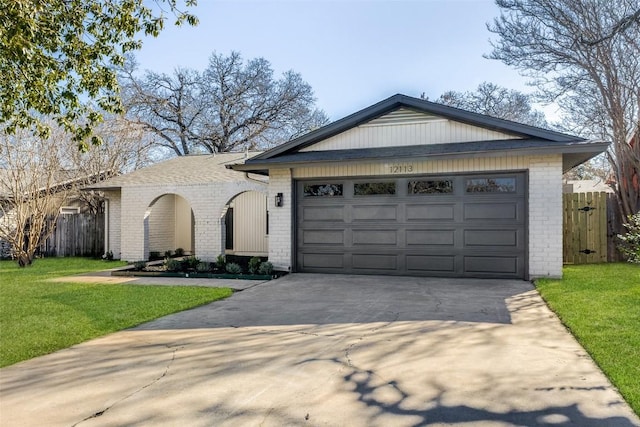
[221,191,268,257]
[144,193,194,259]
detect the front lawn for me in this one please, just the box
[0,258,232,367]
[536,263,640,416]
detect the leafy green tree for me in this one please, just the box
[0,0,197,150]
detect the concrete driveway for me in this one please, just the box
[1,274,638,427]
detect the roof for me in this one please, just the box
[87,152,266,190]
[233,94,608,173]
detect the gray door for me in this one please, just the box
[296,173,527,278]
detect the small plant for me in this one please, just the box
[215,254,226,269]
[103,250,114,261]
[248,257,262,274]
[258,261,273,275]
[225,262,242,274]
[149,251,162,260]
[196,262,211,273]
[166,259,184,272]
[185,256,200,269]
[133,261,146,271]
[164,250,173,258]
[617,213,640,264]
[174,247,185,257]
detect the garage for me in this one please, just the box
[296,173,526,278]
[233,94,608,279]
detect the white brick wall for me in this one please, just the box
[284,154,564,279]
[268,168,293,271]
[527,156,563,278]
[105,181,267,262]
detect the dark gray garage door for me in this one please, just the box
[296,173,527,278]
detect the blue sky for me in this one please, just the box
[136,0,542,121]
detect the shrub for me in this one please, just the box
[174,247,185,257]
[196,262,211,273]
[248,257,261,274]
[617,213,640,264]
[164,250,173,258]
[133,261,146,271]
[149,251,162,260]
[166,259,184,272]
[215,254,226,269]
[185,256,200,269]
[258,261,273,275]
[225,262,242,274]
[103,250,114,261]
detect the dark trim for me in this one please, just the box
[248,94,587,162]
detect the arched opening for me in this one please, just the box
[222,190,268,257]
[144,193,194,259]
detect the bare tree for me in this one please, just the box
[488,0,640,220]
[120,52,329,156]
[60,115,158,213]
[0,127,70,266]
[434,82,549,128]
[0,116,155,265]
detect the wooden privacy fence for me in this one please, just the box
[563,192,617,264]
[40,213,104,257]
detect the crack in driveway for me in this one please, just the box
[345,311,400,369]
[72,343,181,427]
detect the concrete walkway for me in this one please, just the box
[1,274,638,426]
[47,267,267,291]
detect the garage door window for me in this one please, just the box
[408,179,453,194]
[303,183,343,197]
[466,177,516,193]
[354,182,396,196]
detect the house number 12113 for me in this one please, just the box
[387,163,415,174]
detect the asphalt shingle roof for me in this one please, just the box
[88,152,264,189]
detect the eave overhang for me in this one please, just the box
[231,139,609,174]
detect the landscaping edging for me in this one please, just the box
[111,269,275,281]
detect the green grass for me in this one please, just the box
[536,263,640,415]
[0,258,232,367]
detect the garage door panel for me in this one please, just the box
[464,229,518,247]
[406,204,455,221]
[463,202,519,220]
[464,256,519,274]
[406,255,456,272]
[301,253,344,269]
[352,229,397,245]
[352,254,398,270]
[352,205,397,221]
[406,229,455,246]
[302,230,344,245]
[303,206,344,221]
